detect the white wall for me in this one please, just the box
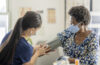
[9,0,64,65]
[9,0,65,43]
[93,0,100,11]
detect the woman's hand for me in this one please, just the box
[68,58,75,63]
[34,45,40,50]
[35,47,46,56]
[35,44,51,56]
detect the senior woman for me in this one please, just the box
[48,6,99,65]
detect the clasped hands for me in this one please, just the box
[34,43,75,63]
[34,43,52,57]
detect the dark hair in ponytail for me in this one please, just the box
[0,17,22,65]
[0,11,42,65]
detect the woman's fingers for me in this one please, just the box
[68,58,75,63]
[46,47,51,51]
[35,43,52,56]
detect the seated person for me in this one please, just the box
[48,6,99,65]
[0,11,49,65]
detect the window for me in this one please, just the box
[0,0,7,13]
[88,12,100,43]
[0,0,8,44]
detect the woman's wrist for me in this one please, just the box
[34,51,40,57]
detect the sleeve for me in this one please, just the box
[79,35,99,65]
[57,29,74,47]
[16,42,33,64]
[47,28,75,50]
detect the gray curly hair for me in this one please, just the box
[69,6,91,25]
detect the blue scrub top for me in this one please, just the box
[1,31,33,65]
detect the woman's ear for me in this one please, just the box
[81,23,84,26]
[31,28,37,35]
[78,22,84,29]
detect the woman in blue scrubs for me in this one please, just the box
[0,11,48,65]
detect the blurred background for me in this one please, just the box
[0,0,100,65]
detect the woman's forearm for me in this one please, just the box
[30,53,39,65]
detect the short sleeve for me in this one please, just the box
[15,40,33,64]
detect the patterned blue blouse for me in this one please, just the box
[57,29,99,65]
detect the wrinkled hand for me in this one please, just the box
[40,44,51,55]
[68,58,75,63]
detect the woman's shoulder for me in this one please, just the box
[88,30,99,44]
[1,31,12,44]
[57,29,75,38]
[17,37,33,51]
[14,38,33,62]
[89,31,97,39]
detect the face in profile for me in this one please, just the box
[28,27,40,36]
[71,16,79,25]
